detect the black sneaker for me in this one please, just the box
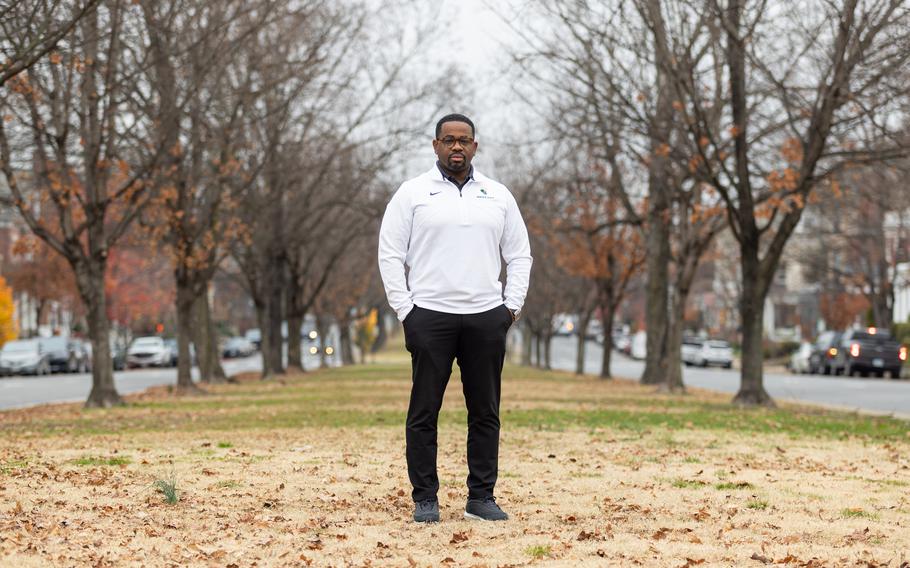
[464,497,508,521]
[413,499,440,523]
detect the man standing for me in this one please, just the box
[378,114,532,523]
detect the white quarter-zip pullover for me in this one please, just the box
[378,166,533,321]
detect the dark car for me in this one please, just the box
[808,331,843,375]
[38,336,88,373]
[831,328,905,378]
[111,338,127,371]
[163,338,196,367]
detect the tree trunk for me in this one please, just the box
[255,299,272,379]
[339,317,354,365]
[263,253,285,379]
[600,303,617,379]
[317,313,329,369]
[175,281,203,394]
[575,310,591,375]
[574,330,586,375]
[286,311,304,372]
[641,0,673,386]
[193,294,212,382]
[662,290,686,393]
[205,292,226,382]
[195,293,226,384]
[521,323,532,366]
[733,244,774,406]
[543,331,552,370]
[80,263,122,408]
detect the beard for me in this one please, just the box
[446,153,468,171]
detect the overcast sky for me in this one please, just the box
[414,0,532,177]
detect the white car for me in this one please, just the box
[788,342,813,374]
[127,336,172,368]
[0,339,52,376]
[684,339,734,368]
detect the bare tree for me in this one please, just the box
[0,0,101,87]
[652,0,910,404]
[0,2,164,407]
[138,0,285,390]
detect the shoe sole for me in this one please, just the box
[464,512,507,521]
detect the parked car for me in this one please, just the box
[244,328,262,349]
[684,339,734,368]
[831,328,905,378]
[69,338,92,372]
[612,333,631,354]
[222,336,255,358]
[38,336,89,373]
[808,331,843,375]
[0,339,52,376]
[788,342,813,374]
[127,336,172,368]
[163,338,197,366]
[630,331,647,360]
[111,339,127,371]
[681,338,704,366]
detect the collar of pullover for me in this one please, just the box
[436,161,474,190]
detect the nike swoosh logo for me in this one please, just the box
[430,191,441,196]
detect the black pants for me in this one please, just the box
[403,304,512,502]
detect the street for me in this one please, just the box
[545,335,910,418]
[4,335,909,418]
[0,352,334,411]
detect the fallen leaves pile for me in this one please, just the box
[0,366,908,567]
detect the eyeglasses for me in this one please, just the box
[437,136,475,148]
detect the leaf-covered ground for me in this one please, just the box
[1,350,908,567]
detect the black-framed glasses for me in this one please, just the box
[437,136,474,148]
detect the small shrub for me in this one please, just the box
[746,499,768,510]
[216,442,233,449]
[155,478,179,504]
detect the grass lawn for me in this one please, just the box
[1,344,908,567]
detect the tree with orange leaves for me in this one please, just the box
[0,274,17,346]
[546,161,646,379]
[0,4,171,407]
[3,235,79,336]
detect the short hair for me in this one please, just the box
[435,113,475,138]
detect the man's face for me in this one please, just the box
[433,121,477,174]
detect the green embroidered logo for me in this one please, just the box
[480,188,488,195]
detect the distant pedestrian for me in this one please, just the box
[378,114,532,523]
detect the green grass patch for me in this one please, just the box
[746,499,769,510]
[683,456,702,464]
[526,545,551,560]
[0,459,28,474]
[841,508,878,520]
[213,480,242,489]
[1,361,908,443]
[71,456,131,467]
[671,477,707,489]
[715,481,754,491]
